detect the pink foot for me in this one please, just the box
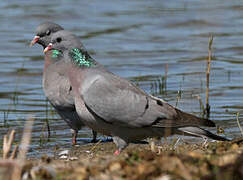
[114,150,120,155]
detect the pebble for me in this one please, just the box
[59,155,68,159]
[69,157,78,161]
[58,150,69,156]
[30,165,56,179]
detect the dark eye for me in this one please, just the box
[56,37,62,43]
[46,30,51,36]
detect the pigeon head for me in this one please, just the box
[44,30,96,67]
[30,22,64,48]
[44,30,84,53]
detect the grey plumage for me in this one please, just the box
[30,22,97,145]
[46,30,228,153]
[30,22,64,48]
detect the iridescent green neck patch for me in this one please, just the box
[52,50,62,58]
[69,48,94,67]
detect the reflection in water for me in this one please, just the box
[0,0,243,157]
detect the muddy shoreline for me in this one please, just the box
[3,138,241,180]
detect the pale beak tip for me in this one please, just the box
[43,43,53,53]
[29,36,40,47]
[29,42,34,47]
[43,47,48,53]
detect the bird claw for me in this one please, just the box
[202,137,208,147]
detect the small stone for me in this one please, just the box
[137,164,147,174]
[98,173,110,180]
[109,162,121,171]
[231,143,239,150]
[30,165,56,179]
[218,154,237,166]
[155,175,171,180]
[75,167,89,179]
[58,150,69,156]
[188,150,204,159]
[41,155,52,163]
[69,157,78,161]
[22,172,30,180]
[75,167,87,174]
[59,155,68,159]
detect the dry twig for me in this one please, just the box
[0,116,34,180]
[3,130,16,159]
[236,112,243,137]
[11,116,34,180]
[205,35,213,117]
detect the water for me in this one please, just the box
[0,0,243,157]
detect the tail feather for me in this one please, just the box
[149,95,215,128]
[175,109,216,127]
[178,126,229,141]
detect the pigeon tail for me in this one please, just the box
[175,109,216,127]
[151,109,216,128]
[178,126,229,141]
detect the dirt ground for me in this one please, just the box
[8,137,242,180]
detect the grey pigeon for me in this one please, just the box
[44,30,228,154]
[30,22,97,145]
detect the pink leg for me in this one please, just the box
[114,150,120,155]
[112,136,127,155]
[72,130,78,145]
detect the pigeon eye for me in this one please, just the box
[46,30,51,36]
[56,37,62,43]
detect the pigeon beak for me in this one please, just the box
[43,43,53,53]
[30,35,40,47]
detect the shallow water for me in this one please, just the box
[0,0,243,157]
